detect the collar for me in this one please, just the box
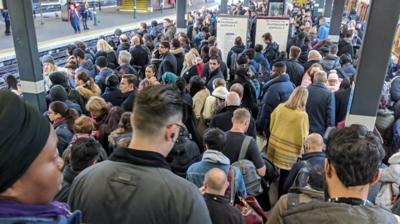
[302,151,326,160]
[204,193,230,204]
[53,118,66,129]
[110,147,170,170]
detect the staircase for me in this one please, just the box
[120,0,149,12]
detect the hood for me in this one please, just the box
[264,73,291,89]
[202,150,230,165]
[171,48,185,55]
[389,151,400,164]
[212,86,229,100]
[231,45,245,54]
[81,60,94,70]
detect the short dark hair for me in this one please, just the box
[290,46,301,59]
[209,55,220,64]
[326,124,385,187]
[72,48,85,60]
[262,32,272,41]
[245,48,255,60]
[95,56,108,68]
[160,41,170,49]
[236,54,248,66]
[273,61,287,72]
[234,36,243,46]
[66,44,76,56]
[74,41,87,51]
[133,85,183,136]
[171,38,180,49]
[106,74,120,87]
[254,44,263,53]
[122,74,139,88]
[203,128,226,151]
[70,138,101,171]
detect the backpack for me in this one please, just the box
[232,136,263,196]
[166,127,201,178]
[229,51,239,75]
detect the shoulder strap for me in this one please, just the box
[238,136,252,160]
[287,192,301,209]
[229,166,235,205]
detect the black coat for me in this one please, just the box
[231,70,259,118]
[101,86,124,106]
[338,39,354,59]
[159,52,178,75]
[172,48,185,76]
[121,90,137,112]
[285,59,305,86]
[129,45,149,69]
[182,65,199,83]
[204,194,245,224]
[335,88,351,123]
[55,164,79,203]
[209,105,257,139]
[95,51,118,69]
[116,42,130,57]
[203,61,228,81]
[206,68,224,92]
[306,83,336,135]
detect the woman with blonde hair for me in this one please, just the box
[181,49,204,82]
[267,86,309,194]
[301,63,323,87]
[75,72,101,101]
[95,39,118,68]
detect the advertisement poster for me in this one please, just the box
[216,15,248,61]
[255,17,290,53]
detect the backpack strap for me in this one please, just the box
[287,192,301,210]
[229,166,235,205]
[238,136,252,160]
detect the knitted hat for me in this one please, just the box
[212,86,229,100]
[49,71,68,86]
[49,85,68,102]
[41,55,55,65]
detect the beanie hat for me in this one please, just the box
[49,85,68,102]
[0,90,51,192]
[41,55,55,65]
[49,71,68,86]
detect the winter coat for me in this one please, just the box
[206,68,224,92]
[335,88,351,123]
[95,51,118,69]
[286,59,305,86]
[193,88,210,120]
[68,147,212,224]
[203,61,228,81]
[182,65,199,83]
[338,38,354,59]
[341,63,356,79]
[171,48,185,75]
[227,45,246,73]
[231,69,259,117]
[101,86,124,106]
[54,120,74,155]
[263,42,280,65]
[257,74,295,137]
[159,52,178,76]
[95,68,114,93]
[376,152,400,209]
[306,83,335,135]
[321,55,341,72]
[121,90,137,112]
[202,86,228,120]
[129,45,150,69]
[116,42,130,58]
[55,164,80,203]
[187,150,247,197]
[76,61,96,78]
[318,22,330,40]
[76,85,101,101]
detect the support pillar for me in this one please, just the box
[6,0,46,112]
[220,0,228,14]
[328,0,346,43]
[176,0,186,29]
[323,0,333,21]
[345,0,400,130]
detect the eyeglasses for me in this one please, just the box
[167,122,185,137]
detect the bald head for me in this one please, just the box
[225,92,241,107]
[131,36,140,45]
[120,34,128,43]
[304,133,325,153]
[204,168,228,195]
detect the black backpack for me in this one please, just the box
[166,126,201,178]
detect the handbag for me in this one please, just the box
[229,168,268,224]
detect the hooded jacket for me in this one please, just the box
[171,48,185,75]
[202,86,229,120]
[187,150,247,197]
[227,45,246,72]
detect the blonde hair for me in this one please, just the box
[306,63,323,83]
[86,96,108,115]
[184,50,199,67]
[285,86,309,111]
[73,115,94,134]
[97,39,114,53]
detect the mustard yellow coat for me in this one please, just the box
[267,103,309,170]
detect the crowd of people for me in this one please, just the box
[1,1,400,224]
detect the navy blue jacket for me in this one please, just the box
[95,68,114,93]
[101,86,124,106]
[256,74,295,136]
[282,151,326,195]
[306,83,336,135]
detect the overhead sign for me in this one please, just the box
[255,17,290,54]
[216,15,248,62]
